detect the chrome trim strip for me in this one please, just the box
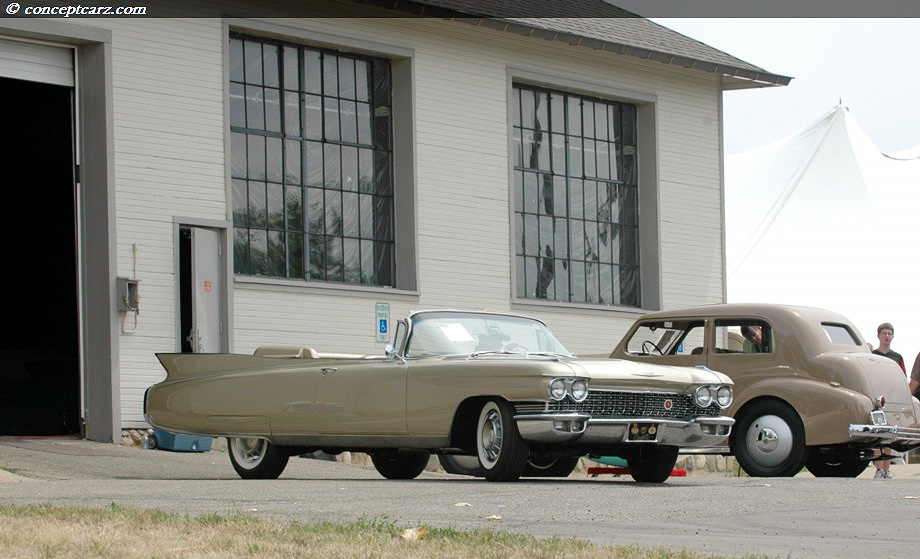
[849,424,920,443]
[513,413,734,446]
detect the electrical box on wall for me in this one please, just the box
[117,277,139,312]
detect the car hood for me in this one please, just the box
[563,357,732,392]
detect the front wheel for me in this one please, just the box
[228,437,289,479]
[626,445,679,483]
[477,399,529,481]
[371,453,430,480]
[805,453,868,478]
[732,400,808,477]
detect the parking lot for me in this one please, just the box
[1,437,918,559]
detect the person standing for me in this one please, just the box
[871,322,905,479]
[872,322,906,373]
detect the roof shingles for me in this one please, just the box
[357,0,791,87]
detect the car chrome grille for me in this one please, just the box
[539,391,721,419]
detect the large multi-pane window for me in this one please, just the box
[229,34,395,286]
[512,84,640,307]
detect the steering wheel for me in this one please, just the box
[502,342,530,352]
[642,340,663,356]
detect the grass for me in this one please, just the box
[0,504,781,559]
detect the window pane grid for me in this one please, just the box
[231,34,394,286]
[514,83,640,307]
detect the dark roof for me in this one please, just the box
[358,0,792,88]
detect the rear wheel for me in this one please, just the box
[523,455,580,477]
[371,453,430,480]
[732,400,808,477]
[439,454,484,476]
[228,437,289,479]
[626,445,679,483]
[805,453,868,477]
[477,399,528,482]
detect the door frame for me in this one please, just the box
[1,20,118,443]
[174,218,233,353]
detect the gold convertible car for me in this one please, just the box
[610,303,920,477]
[146,310,734,483]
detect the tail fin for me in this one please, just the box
[155,353,260,381]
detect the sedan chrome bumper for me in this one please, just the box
[514,413,734,447]
[848,423,920,444]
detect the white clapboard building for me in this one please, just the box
[0,1,789,442]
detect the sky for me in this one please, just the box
[650,18,920,361]
[648,19,920,156]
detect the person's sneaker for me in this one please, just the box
[885,470,894,479]
[874,469,886,479]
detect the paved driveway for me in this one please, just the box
[1,437,918,558]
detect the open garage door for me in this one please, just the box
[0,38,80,435]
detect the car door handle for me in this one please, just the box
[321,367,337,376]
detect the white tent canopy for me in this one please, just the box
[726,104,920,365]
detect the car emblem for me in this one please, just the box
[633,371,663,377]
[663,399,673,410]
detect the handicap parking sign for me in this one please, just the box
[375,303,390,343]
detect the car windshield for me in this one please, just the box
[405,312,572,358]
[625,320,705,356]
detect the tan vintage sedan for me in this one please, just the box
[610,303,920,477]
[146,310,734,483]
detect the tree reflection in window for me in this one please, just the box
[513,84,639,307]
[230,34,394,286]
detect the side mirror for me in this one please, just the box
[385,344,397,358]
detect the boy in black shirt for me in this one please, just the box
[872,322,906,373]
[871,322,905,479]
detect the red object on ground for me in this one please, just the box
[586,466,687,477]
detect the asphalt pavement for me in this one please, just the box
[2,436,919,559]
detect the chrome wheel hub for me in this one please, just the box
[756,427,779,452]
[478,405,504,467]
[232,437,265,465]
[745,415,793,467]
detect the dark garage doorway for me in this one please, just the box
[0,76,81,435]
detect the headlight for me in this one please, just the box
[694,385,713,408]
[570,379,589,402]
[549,378,567,400]
[716,386,733,408]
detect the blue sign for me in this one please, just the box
[375,302,391,343]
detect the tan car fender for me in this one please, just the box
[730,376,872,446]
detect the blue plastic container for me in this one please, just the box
[150,428,212,452]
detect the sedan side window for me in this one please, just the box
[714,319,773,354]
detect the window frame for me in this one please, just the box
[225,22,418,296]
[713,318,775,355]
[229,32,395,286]
[507,69,660,313]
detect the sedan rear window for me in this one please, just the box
[821,323,861,345]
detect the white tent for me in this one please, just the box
[726,104,920,365]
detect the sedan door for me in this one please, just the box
[314,359,408,434]
[706,318,778,398]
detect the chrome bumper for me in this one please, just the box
[514,413,734,447]
[848,423,920,444]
